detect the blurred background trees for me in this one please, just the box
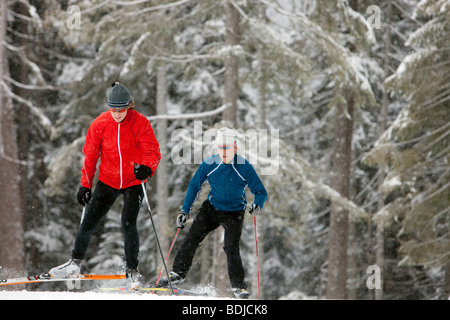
[0,0,448,299]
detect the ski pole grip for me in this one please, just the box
[133,162,146,182]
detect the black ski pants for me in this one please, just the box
[72,181,143,270]
[173,200,247,289]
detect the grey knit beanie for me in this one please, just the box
[107,82,131,108]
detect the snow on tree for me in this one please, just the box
[1,0,448,299]
[365,0,450,273]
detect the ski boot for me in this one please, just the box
[158,271,185,287]
[126,268,142,291]
[48,259,82,279]
[232,288,250,299]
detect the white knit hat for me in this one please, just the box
[215,128,237,146]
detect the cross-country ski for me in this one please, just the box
[0,273,125,287]
[97,286,210,296]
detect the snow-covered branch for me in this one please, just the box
[80,0,111,15]
[15,0,43,29]
[147,103,230,121]
[305,180,369,220]
[0,80,53,135]
[119,0,192,16]
[259,0,375,99]
[0,152,28,166]
[3,76,59,91]
[111,0,152,5]
[142,46,220,64]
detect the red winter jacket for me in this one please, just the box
[81,109,161,190]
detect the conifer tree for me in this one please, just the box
[366,0,450,285]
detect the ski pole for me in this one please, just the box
[140,181,175,295]
[155,227,181,286]
[80,206,86,226]
[254,216,261,300]
[151,227,181,294]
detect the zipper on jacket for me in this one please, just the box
[117,123,123,189]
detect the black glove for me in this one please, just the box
[249,203,261,216]
[134,164,152,180]
[77,186,92,206]
[176,210,189,229]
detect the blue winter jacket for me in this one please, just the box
[181,154,268,213]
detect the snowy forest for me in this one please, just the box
[0,0,448,300]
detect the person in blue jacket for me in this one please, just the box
[160,128,267,298]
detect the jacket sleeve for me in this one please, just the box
[181,162,208,214]
[244,163,268,209]
[80,121,102,188]
[138,118,161,176]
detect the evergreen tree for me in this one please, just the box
[2,0,447,299]
[365,0,450,298]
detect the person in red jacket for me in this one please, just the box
[48,82,161,289]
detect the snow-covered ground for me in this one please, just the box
[0,290,226,300]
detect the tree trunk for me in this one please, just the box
[252,50,266,298]
[156,65,170,258]
[326,0,358,300]
[326,92,354,299]
[374,0,392,301]
[13,0,45,275]
[223,0,240,126]
[445,262,450,299]
[0,0,25,278]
